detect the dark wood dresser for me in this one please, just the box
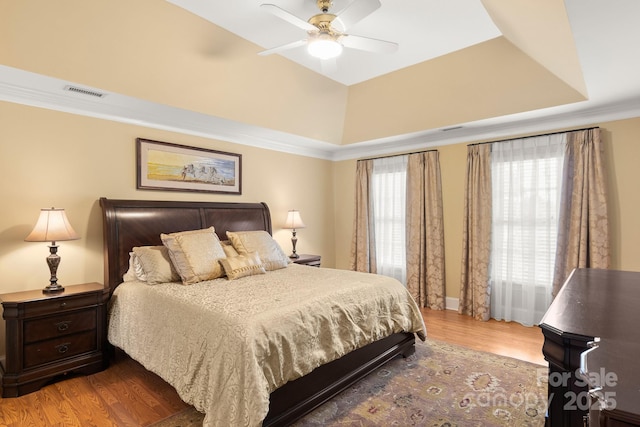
[0,282,109,397]
[539,268,640,426]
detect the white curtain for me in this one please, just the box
[490,134,565,326]
[371,155,408,284]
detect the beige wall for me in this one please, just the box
[333,117,640,303]
[342,37,585,144]
[0,101,335,294]
[603,118,640,271]
[1,0,348,145]
[2,98,639,303]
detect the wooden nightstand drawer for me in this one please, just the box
[22,293,100,317]
[24,330,97,369]
[1,283,108,397]
[24,309,96,343]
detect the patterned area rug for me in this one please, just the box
[151,338,547,426]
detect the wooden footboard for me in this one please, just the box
[264,332,416,426]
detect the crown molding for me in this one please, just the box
[0,66,338,160]
[2,66,639,162]
[330,97,640,161]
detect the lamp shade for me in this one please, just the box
[283,210,306,230]
[25,208,80,243]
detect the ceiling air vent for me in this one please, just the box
[441,126,463,132]
[63,85,106,98]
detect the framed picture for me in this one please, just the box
[136,138,242,194]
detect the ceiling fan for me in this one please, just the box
[258,0,398,61]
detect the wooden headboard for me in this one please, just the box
[99,198,272,293]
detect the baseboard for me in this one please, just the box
[445,297,459,311]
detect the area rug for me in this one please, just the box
[151,338,548,426]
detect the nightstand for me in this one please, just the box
[292,254,321,267]
[0,282,109,397]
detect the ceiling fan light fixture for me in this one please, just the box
[307,34,343,60]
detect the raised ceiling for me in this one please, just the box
[166,0,504,86]
[1,0,639,160]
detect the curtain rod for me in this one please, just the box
[468,126,600,146]
[357,149,438,162]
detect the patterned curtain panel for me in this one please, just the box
[459,144,492,321]
[350,159,377,273]
[552,128,610,296]
[406,152,446,309]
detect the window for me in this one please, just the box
[490,135,565,326]
[371,155,408,284]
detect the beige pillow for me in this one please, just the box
[219,251,266,280]
[226,230,290,271]
[161,227,226,285]
[130,246,180,285]
[122,252,140,282]
[220,240,239,258]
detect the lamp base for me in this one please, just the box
[290,230,299,259]
[43,284,65,294]
[43,244,64,294]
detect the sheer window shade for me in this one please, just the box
[371,155,408,284]
[490,135,565,326]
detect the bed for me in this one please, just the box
[100,197,426,426]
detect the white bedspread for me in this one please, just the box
[108,264,426,426]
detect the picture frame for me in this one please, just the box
[136,138,242,195]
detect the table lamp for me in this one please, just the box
[283,210,306,259]
[25,207,80,293]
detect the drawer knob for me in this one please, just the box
[56,321,71,332]
[60,302,67,308]
[56,343,70,354]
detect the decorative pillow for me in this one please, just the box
[226,230,290,271]
[122,252,140,282]
[219,251,266,280]
[130,246,180,285]
[161,227,226,285]
[220,240,239,258]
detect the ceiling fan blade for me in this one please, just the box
[334,0,381,31]
[260,4,317,32]
[341,34,398,54]
[258,39,308,56]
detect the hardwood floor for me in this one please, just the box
[0,309,546,426]
[420,308,546,366]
